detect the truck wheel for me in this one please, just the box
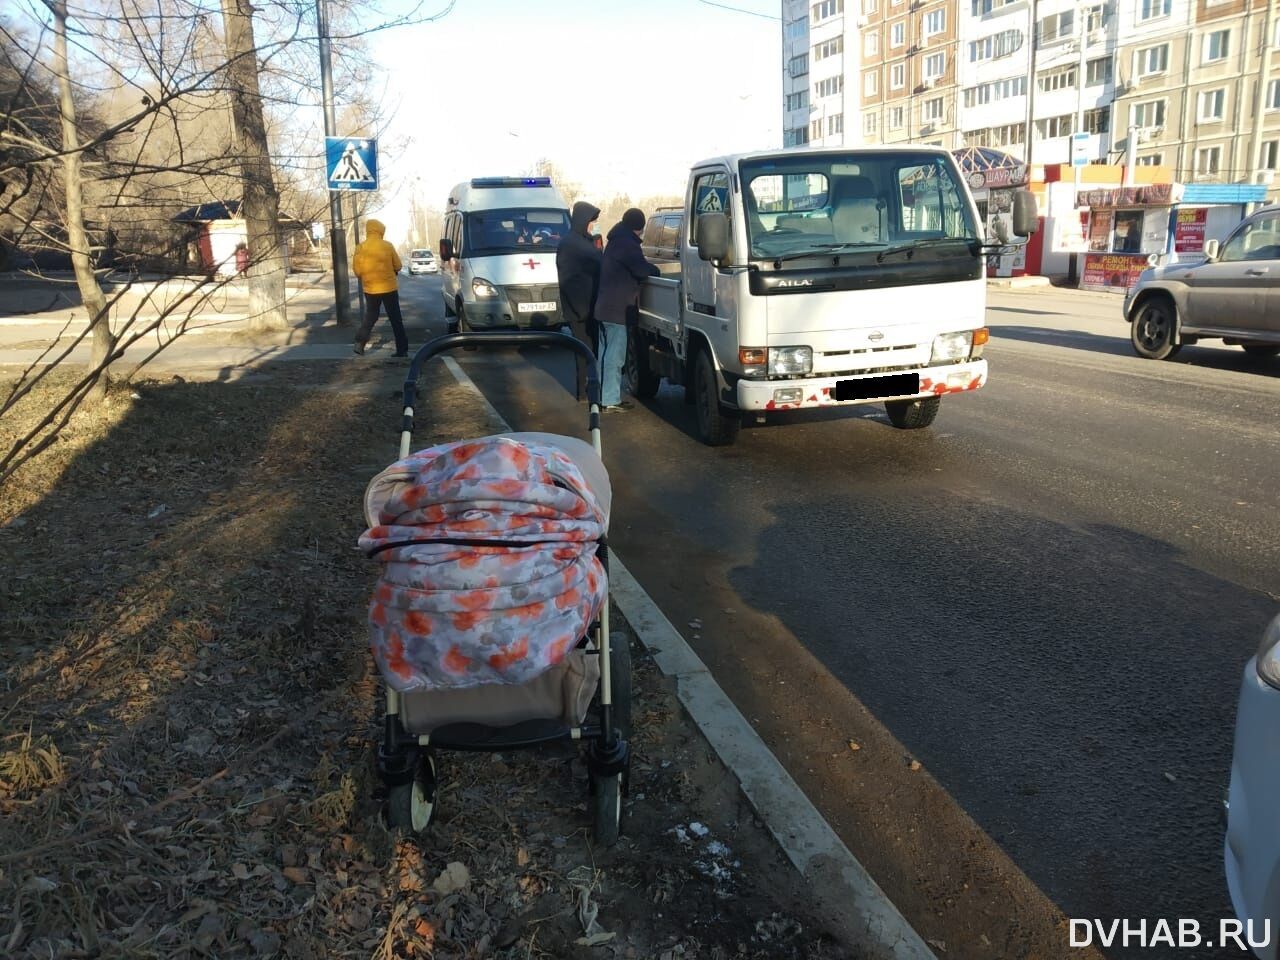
[885,395,940,429]
[693,349,739,446]
[625,329,660,400]
[1130,296,1181,360]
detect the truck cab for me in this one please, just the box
[632,147,1035,444]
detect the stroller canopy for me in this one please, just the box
[360,435,609,693]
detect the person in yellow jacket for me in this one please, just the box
[352,219,409,356]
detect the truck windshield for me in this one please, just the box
[463,208,571,257]
[740,153,978,261]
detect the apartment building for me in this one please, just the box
[860,0,963,148]
[810,0,855,145]
[783,0,814,147]
[1113,0,1279,194]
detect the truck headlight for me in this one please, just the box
[472,278,499,299]
[768,346,813,377]
[931,331,973,363]
[1256,614,1280,690]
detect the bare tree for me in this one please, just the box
[44,0,116,400]
[220,0,287,332]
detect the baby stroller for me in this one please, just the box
[362,331,631,845]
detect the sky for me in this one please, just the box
[361,0,783,243]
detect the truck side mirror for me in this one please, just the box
[1011,191,1038,238]
[1203,239,1219,261]
[439,238,453,262]
[695,213,729,263]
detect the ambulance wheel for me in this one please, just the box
[386,754,436,833]
[885,396,940,429]
[694,348,739,446]
[591,772,623,847]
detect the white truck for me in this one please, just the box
[628,147,1036,445]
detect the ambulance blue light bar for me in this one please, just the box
[470,177,552,188]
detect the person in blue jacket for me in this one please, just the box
[595,208,659,410]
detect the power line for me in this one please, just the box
[695,0,780,21]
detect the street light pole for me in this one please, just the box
[316,0,350,325]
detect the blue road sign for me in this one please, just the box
[326,137,378,191]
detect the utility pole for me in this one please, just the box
[317,0,350,325]
[1248,0,1277,211]
[1069,6,1090,283]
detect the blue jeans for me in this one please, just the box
[599,321,627,407]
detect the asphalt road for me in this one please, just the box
[414,277,1280,958]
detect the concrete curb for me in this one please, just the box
[439,354,937,960]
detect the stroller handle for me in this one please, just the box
[400,331,602,459]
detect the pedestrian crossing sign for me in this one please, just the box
[326,137,378,192]
[696,185,727,214]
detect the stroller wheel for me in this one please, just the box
[387,754,436,833]
[591,771,622,847]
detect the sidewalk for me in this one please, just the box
[0,349,862,958]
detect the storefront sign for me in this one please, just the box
[967,165,1030,191]
[1052,210,1088,253]
[1081,253,1148,292]
[1078,184,1178,208]
[1174,207,1208,253]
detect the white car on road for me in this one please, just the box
[407,249,438,276]
[1226,612,1280,959]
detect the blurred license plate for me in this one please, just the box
[518,301,556,313]
[832,373,920,402]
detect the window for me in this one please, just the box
[814,36,844,61]
[830,114,844,135]
[1084,106,1110,134]
[1263,141,1278,170]
[1085,4,1109,32]
[865,70,879,95]
[891,63,906,88]
[1219,212,1280,262]
[789,54,809,77]
[811,119,823,140]
[924,9,946,36]
[786,91,809,111]
[865,31,880,55]
[784,126,810,146]
[863,0,877,12]
[890,105,905,129]
[1136,153,1163,166]
[865,114,878,136]
[923,97,944,122]
[1195,146,1222,175]
[1268,80,1280,111]
[924,52,945,79]
[1035,114,1074,139]
[963,75,1027,107]
[1202,30,1230,63]
[1135,44,1168,77]
[1086,57,1112,86]
[812,0,844,22]
[1132,99,1165,128]
[1112,209,1145,253]
[1038,65,1077,93]
[891,21,905,46]
[964,123,1025,148]
[1198,88,1225,122]
[969,29,1023,62]
[1138,0,1171,22]
[785,17,807,41]
[691,170,733,250]
[972,0,1017,14]
[1038,10,1074,44]
[815,76,844,98]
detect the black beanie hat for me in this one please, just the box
[622,208,645,232]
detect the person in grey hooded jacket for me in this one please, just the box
[556,201,602,400]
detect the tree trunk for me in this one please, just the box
[221,0,288,333]
[47,1,114,400]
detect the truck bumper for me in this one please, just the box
[736,360,988,412]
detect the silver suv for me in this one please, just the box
[1125,205,1280,360]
